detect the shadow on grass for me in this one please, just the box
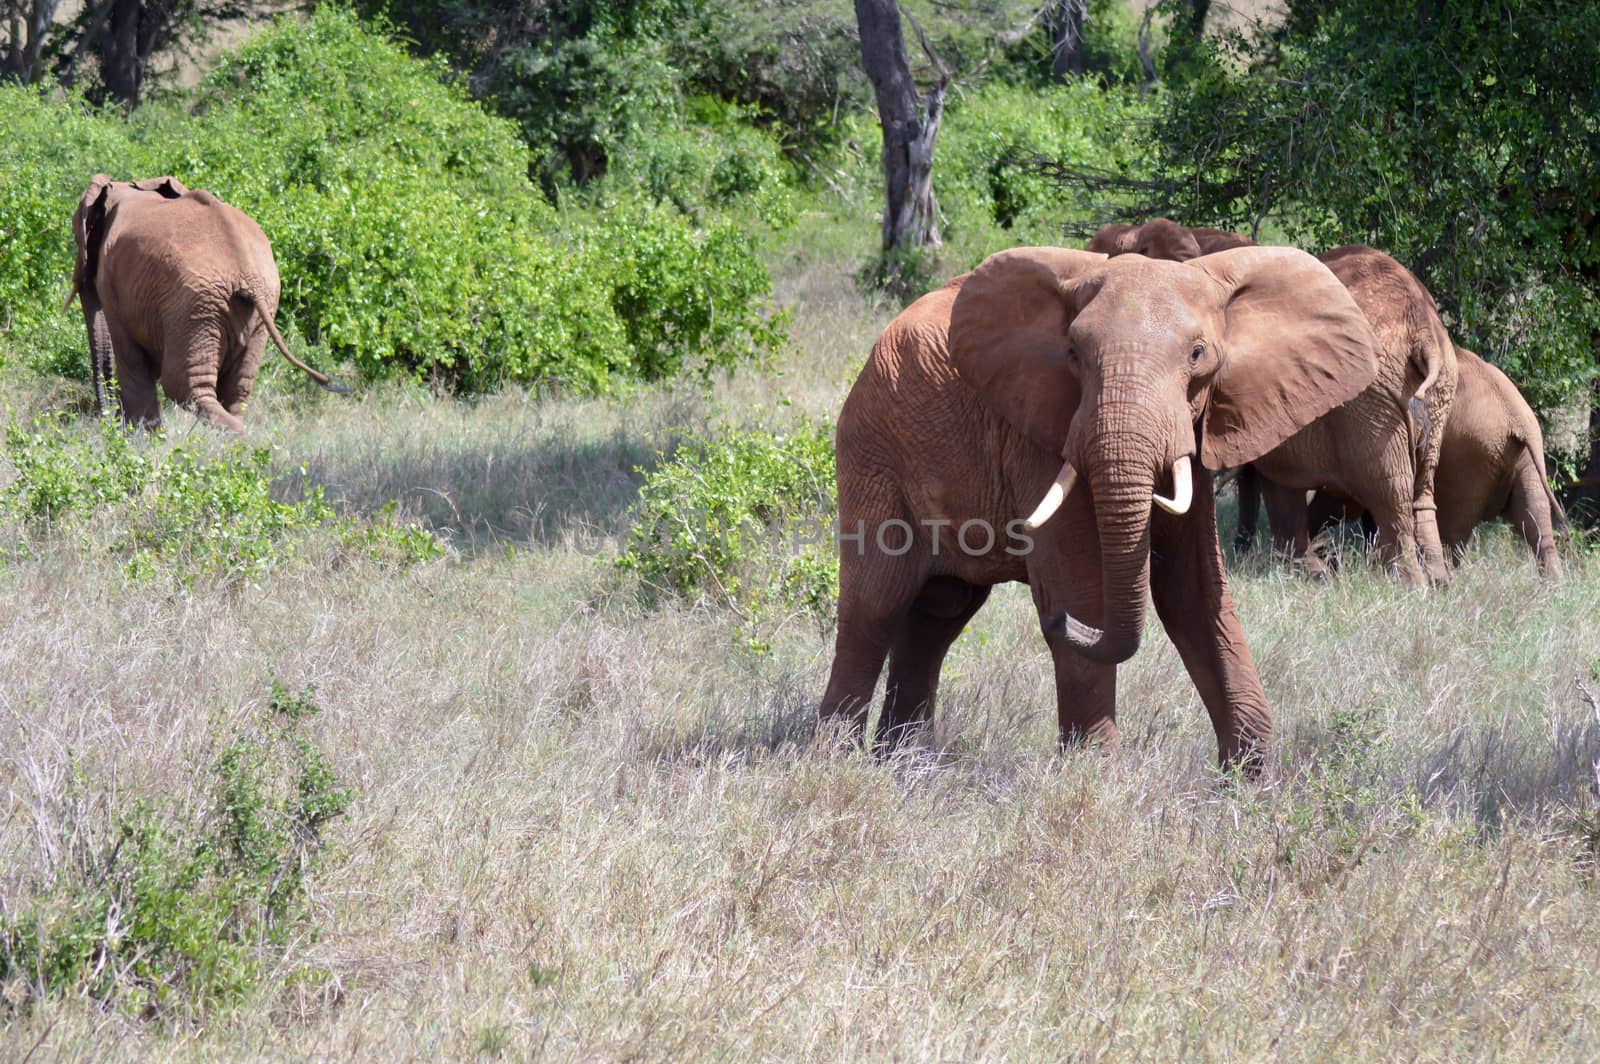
[280,425,665,553]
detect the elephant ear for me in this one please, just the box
[1190,246,1380,469]
[949,247,1106,457]
[131,175,188,198]
[72,174,113,295]
[1191,227,1256,254]
[1084,224,1133,255]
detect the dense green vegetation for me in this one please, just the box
[1155,0,1600,481]
[0,7,787,393]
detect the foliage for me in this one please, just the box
[356,0,696,187]
[936,77,1157,246]
[618,422,838,640]
[997,0,1150,88]
[1154,0,1600,418]
[0,7,786,394]
[0,87,151,380]
[0,683,353,1019]
[1,417,445,580]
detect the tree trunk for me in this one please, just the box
[1574,397,1600,524]
[1,0,61,84]
[99,0,144,104]
[854,0,945,252]
[1049,0,1087,79]
[1188,0,1211,37]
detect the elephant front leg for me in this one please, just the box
[79,291,116,415]
[1150,472,1273,770]
[819,497,928,745]
[106,318,161,429]
[1029,509,1120,750]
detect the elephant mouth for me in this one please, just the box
[1020,454,1193,531]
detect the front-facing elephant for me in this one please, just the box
[67,174,345,433]
[1090,220,1459,585]
[820,246,1380,766]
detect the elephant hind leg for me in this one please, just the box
[1507,451,1563,578]
[876,578,991,752]
[164,321,244,434]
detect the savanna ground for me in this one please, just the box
[4,223,1600,1058]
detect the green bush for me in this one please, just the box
[1,418,445,580]
[0,7,786,395]
[0,89,149,380]
[618,422,838,641]
[0,683,353,1019]
[1155,0,1600,418]
[935,78,1157,247]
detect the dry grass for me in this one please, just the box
[4,249,1600,1060]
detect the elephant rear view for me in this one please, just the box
[68,174,346,434]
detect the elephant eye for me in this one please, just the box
[1189,343,1206,365]
[1065,345,1078,363]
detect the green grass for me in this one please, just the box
[3,218,1600,1058]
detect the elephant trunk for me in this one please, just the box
[1044,409,1164,666]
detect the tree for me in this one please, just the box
[1155,0,1600,517]
[1047,0,1086,79]
[854,0,948,253]
[52,0,248,106]
[1,0,60,84]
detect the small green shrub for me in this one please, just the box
[337,500,449,569]
[0,683,354,1019]
[618,422,838,640]
[1,418,445,580]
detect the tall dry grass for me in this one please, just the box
[3,255,1599,1060]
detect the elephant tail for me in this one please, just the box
[241,294,350,394]
[1407,316,1454,459]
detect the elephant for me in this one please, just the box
[819,245,1381,766]
[1088,220,1457,586]
[67,174,345,433]
[1085,217,1255,261]
[1243,347,1566,577]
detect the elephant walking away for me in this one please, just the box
[1245,347,1565,577]
[67,174,346,433]
[820,246,1380,766]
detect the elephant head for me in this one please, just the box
[949,246,1379,663]
[1085,217,1204,261]
[1086,218,1256,261]
[70,175,190,301]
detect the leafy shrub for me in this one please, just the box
[0,8,786,395]
[1154,0,1600,418]
[0,683,353,1019]
[0,88,150,380]
[1,418,445,580]
[618,422,838,640]
[614,96,797,228]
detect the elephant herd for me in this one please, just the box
[60,177,1562,770]
[820,221,1566,768]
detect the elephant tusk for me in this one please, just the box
[1023,461,1078,531]
[1153,456,1193,516]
